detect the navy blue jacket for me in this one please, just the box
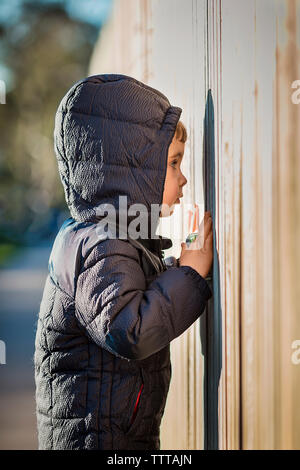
[34,74,212,450]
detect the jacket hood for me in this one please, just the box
[53,73,182,239]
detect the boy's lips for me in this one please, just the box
[175,193,183,204]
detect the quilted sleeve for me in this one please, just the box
[75,239,212,361]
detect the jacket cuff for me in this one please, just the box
[179,265,213,300]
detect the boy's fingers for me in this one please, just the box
[201,212,211,226]
[204,216,212,240]
[198,217,210,243]
[203,229,213,251]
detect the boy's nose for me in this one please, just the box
[181,175,188,186]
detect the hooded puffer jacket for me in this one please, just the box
[34,74,212,450]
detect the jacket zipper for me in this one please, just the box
[129,383,144,428]
[128,236,164,273]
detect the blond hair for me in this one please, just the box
[175,120,188,143]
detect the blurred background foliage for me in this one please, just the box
[0,2,113,450]
[0,0,112,263]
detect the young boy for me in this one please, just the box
[34,73,213,450]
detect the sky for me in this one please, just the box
[0,0,114,28]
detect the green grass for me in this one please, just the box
[0,243,22,268]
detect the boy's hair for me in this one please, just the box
[175,120,188,143]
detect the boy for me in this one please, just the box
[34,73,213,450]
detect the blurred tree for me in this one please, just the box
[0,1,100,244]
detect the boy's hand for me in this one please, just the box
[179,211,213,279]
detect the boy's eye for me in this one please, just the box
[170,160,178,168]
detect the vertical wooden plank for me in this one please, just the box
[218,0,249,449]
[253,0,277,449]
[204,0,224,450]
[273,0,300,450]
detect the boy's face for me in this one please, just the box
[160,135,187,217]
